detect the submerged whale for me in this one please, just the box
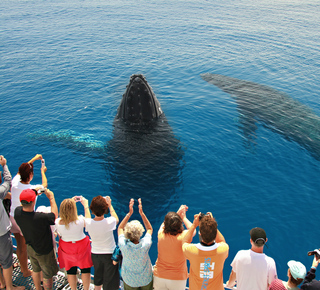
[201,73,320,160]
[28,74,184,212]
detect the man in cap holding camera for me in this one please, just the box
[182,212,229,290]
[14,188,59,290]
[301,249,320,290]
[226,227,277,290]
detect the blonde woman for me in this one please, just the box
[118,198,153,290]
[55,197,93,290]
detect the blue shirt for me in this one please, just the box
[118,233,152,287]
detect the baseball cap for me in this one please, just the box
[20,188,37,203]
[288,260,306,280]
[250,227,267,245]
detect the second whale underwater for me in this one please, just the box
[202,73,320,161]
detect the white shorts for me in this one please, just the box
[153,276,187,290]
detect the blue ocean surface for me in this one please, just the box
[1,0,320,284]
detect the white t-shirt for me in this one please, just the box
[85,216,117,254]
[55,215,86,242]
[231,249,277,290]
[10,174,40,216]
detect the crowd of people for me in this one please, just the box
[0,154,320,290]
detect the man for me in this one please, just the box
[226,227,277,290]
[182,212,229,290]
[269,260,306,290]
[14,188,58,290]
[0,155,25,290]
[300,251,320,290]
[10,154,47,278]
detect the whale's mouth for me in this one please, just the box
[117,74,163,124]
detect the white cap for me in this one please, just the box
[288,260,306,280]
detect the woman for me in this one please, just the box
[153,205,194,290]
[55,197,93,290]
[10,154,47,277]
[269,260,306,290]
[85,195,120,290]
[118,198,153,290]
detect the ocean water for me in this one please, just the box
[1,0,320,284]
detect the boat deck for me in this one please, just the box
[11,254,92,290]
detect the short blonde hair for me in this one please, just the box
[59,198,78,229]
[124,220,145,243]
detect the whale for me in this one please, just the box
[28,74,185,213]
[201,73,320,160]
[105,74,184,212]
[116,74,163,124]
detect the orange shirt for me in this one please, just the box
[183,242,229,290]
[153,227,189,280]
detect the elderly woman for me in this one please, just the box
[55,197,93,290]
[153,205,194,290]
[85,195,120,290]
[118,198,153,290]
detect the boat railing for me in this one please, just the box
[10,234,235,289]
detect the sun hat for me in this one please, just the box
[250,227,267,245]
[288,260,306,280]
[20,188,37,203]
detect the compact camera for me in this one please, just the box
[74,196,82,202]
[199,213,209,221]
[308,249,320,260]
[37,188,46,195]
[41,159,45,167]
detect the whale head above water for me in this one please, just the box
[27,74,185,214]
[105,74,185,212]
[116,74,163,124]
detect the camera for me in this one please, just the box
[74,196,82,202]
[199,213,207,221]
[37,188,46,195]
[308,249,320,259]
[41,159,45,167]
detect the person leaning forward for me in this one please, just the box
[14,188,59,290]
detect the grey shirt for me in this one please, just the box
[0,165,12,236]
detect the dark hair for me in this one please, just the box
[90,195,108,217]
[199,215,218,244]
[163,212,183,236]
[289,271,303,286]
[19,163,34,183]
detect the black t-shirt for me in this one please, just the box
[14,206,55,255]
